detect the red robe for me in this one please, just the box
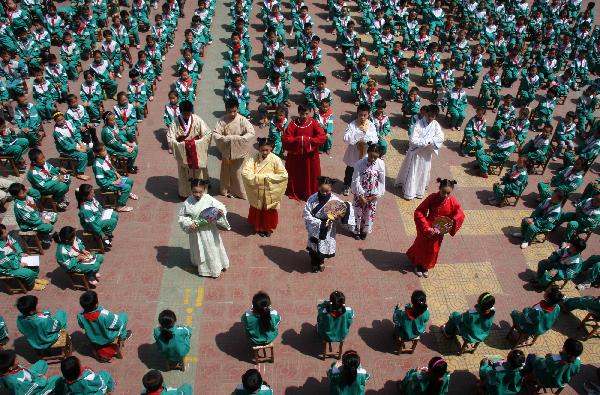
[282,118,326,201]
[406,193,465,270]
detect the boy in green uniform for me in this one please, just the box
[16,295,67,351]
[224,75,251,118]
[538,159,584,201]
[531,238,586,289]
[8,183,55,246]
[0,119,28,165]
[259,74,288,127]
[235,369,273,395]
[0,316,8,346]
[350,55,370,98]
[0,224,46,290]
[564,129,600,169]
[479,350,526,395]
[531,88,558,130]
[389,58,410,102]
[370,100,391,156]
[445,78,467,131]
[552,112,577,160]
[242,291,281,346]
[101,112,139,173]
[564,294,600,315]
[521,125,551,165]
[60,32,81,80]
[398,356,449,395]
[317,291,354,343]
[513,190,564,249]
[305,76,331,111]
[489,95,515,139]
[65,95,95,145]
[89,50,118,100]
[575,86,598,137]
[224,51,247,87]
[393,290,429,341]
[76,184,120,246]
[402,88,421,125]
[61,355,114,394]
[80,71,105,124]
[44,55,68,102]
[93,144,137,211]
[113,92,138,142]
[52,112,92,180]
[27,149,71,210]
[441,292,496,345]
[510,285,563,338]
[268,107,287,157]
[0,49,28,98]
[516,65,540,107]
[31,68,58,121]
[489,157,529,206]
[77,290,132,362]
[328,350,370,394]
[0,349,61,394]
[142,369,192,395]
[475,128,518,178]
[501,47,523,88]
[13,94,42,147]
[479,66,502,109]
[558,193,600,246]
[54,226,103,286]
[461,107,487,156]
[524,338,582,390]
[128,70,150,121]
[153,309,191,370]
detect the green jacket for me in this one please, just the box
[55,237,102,274]
[27,162,62,193]
[317,302,354,342]
[152,325,192,361]
[0,315,7,341]
[399,369,450,395]
[63,368,114,394]
[101,125,130,156]
[500,165,528,197]
[241,309,281,346]
[77,306,127,345]
[0,361,61,395]
[550,166,584,195]
[573,198,600,230]
[0,235,23,274]
[513,302,560,335]
[16,310,63,349]
[393,304,429,340]
[92,156,120,191]
[448,306,495,343]
[530,198,562,230]
[532,352,580,388]
[78,198,106,236]
[328,363,369,395]
[479,359,524,395]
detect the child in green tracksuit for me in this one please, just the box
[0,350,62,394]
[370,100,391,156]
[525,338,582,390]
[564,129,600,169]
[31,68,58,121]
[89,50,118,100]
[489,157,529,205]
[464,46,484,88]
[328,351,370,394]
[479,66,502,109]
[518,189,564,246]
[489,95,515,138]
[305,76,331,111]
[510,285,563,337]
[135,51,157,90]
[143,370,193,395]
[403,88,421,124]
[259,74,288,127]
[315,100,334,154]
[350,55,370,97]
[461,108,487,156]
[77,290,132,361]
[164,91,180,128]
[27,149,71,209]
[52,112,92,178]
[552,112,577,160]
[537,160,584,201]
[54,226,103,285]
[532,239,586,289]
[501,48,523,88]
[476,129,518,178]
[268,108,287,157]
[445,79,467,130]
[421,43,441,85]
[389,58,410,102]
[93,144,136,210]
[0,119,28,164]
[399,356,450,395]
[242,292,281,346]
[127,70,149,121]
[0,225,44,290]
[65,97,95,146]
[80,71,105,123]
[44,54,68,102]
[61,356,115,394]
[393,290,429,341]
[76,184,119,247]
[317,291,354,343]
[235,369,273,395]
[113,92,138,142]
[442,292,496,344]
[521,126,551,164]
[8,183,56,244]
[531,87,558,130]
[478,350,526,395]
[13,94,43,147]
[565,294,600,314]
[559,194,600,245]
[16,295,67,350]
[175,69,197,104]
[223,51,247,87]
[224,76,251,118]
[153,310,192,369]
[101,113,139,173]
[0,316,7,345]
[516,65,540,107]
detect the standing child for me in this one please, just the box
[164,91,180,128]
[403,87,421,125]
[342,104,378,195]
[267,107,287,157]
[351,143,385,239]
[224,74,251,118]
[175,69,197,104]
[153,310,191,371]
[389,58,410,102]
[370,100,391,156]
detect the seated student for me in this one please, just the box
[100,29,122,78]
[101,111,139,174]
[134,51,157,92]
[317,290,354,343]
[511,108,531,145]
[261,28,283,71]
[305,76,331,111]
[0,349,61,394]
[461,107,487,156]
[61,355,114,394]
[153,309,192,370]
[267,107,288,157]
[145,36,164,83]
[0,48,28,98]
[52,112,92,181]
[235,369,273,395]
[445,78,468,131]
[223,74,251,118]
[259,73,288,127]
[31,67,59,122]
[393,290,429,341]
[0,224,47,290]
[441,292,496,344]
[328,350,369,394]
[475,127,518,178]
[479,66,502,109]
[561,192,600,246]
[14,93,44,147]
[127,70,150,121]
[93,143,137,212]
[44,54,68,102]
[76,184,120,248]
[113,92,138,143]
[60,32,82,80]
[357,78,380,110]
[89,50,118,100]
[80,71,105,124]
[142,369,192,395]
[224,50,247,87]
[398,356,450,395]
[268,52,292,92]
[0,118,29,167]
[521,125,552,166]
[524,338,583,390]
[479,349,526,395]
[512,190,564,249]
[552,112,577,160]
[564,128,600,169]
[16,295,67,351]
[509,285,563,338]
[530,87,558,130]
[242,291,281,347]
[65,94,98,147]
[537,157,585,201]
[489,95,515,139]
[488,157,529,206]
[54,226,103,286]
[27,148,71,208]
[77,290,132,362]
[8,183,56,245]
[564,293,600,316]
[531,238,586,290]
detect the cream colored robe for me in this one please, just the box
[213,114,255,199]
[167,114,212,197]
[241,152,288,210]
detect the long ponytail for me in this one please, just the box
[252,292,273,331]
[158,310,177,341]
[341,350,360,385]
[426,357,448,395]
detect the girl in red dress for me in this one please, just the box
[406,178,465,277]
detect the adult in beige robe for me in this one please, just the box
[213,101,256,199]
[241,138,288,236]
[166,101,212,198]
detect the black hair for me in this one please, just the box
[28,148,43,163]
[544,285,564,306]
[60,356,81,381]
[251,291,273,331]
[570,237,587,253]
[327,291,347,316]
[427,357,448,394]
[225,98,240,110]
[179,100,193,113]
[142,370,164,391]
[190,178,210,189]
[93,143,106,155]
[427,105,440,117]
[367,143,382,154]
[75,184,94,206]
[242,369,263,391]
[375,100,386,109]
[8,183,25,198]
[506,349,525,370]
[257,137,274,147]
[53,226,76,245]
[16,295,38,316]
[436,178,458,189]
[410,290,428,316]
[129,69,140,79]
[0,350,16,373]
[563,338,584,362]
[357,103,371,113]
[297,104,308,113]
[102,111,114,122]
[158,309,177,341]
[341,350,361,384]
[477,292,496,319]
[317,176,334,186]
[79,290,99,311]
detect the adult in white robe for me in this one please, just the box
[342,106,378,194]
[395,105,445,200]
[178,182,231,278]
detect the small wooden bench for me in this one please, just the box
[90,336,124,361]
[58,156,78,174]
[19,231,44,255]
[100,190,119,209]
[0,276,28,294]
[398,336,419,354]
[82,232,105,253]
[579,312,600,341]
[67,272,92,291]
[36,329,72,362]
[0,155,20,176]
[40,195,58,212]
[506,324,540,347]
[322,340,344,360]
[252,343,274,363]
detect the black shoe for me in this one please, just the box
[123,330,133,342]
[353,234,361,240]
[319,264,325,272]
[311,266,319,273]
[360,233,367,240]
[41,240,52,249]
[265,231,272,237]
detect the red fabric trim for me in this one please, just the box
[184,139,199,169]
[83,310,101,321]
[540,300,556,312]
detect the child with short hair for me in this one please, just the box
[402,87,421,125]
[370,100,390,156]
[305,76,331,110]
[89,50,118,100]
[175,69,197,104]
[113,92,138,142]
[100,30,122,78]
[517,65,540,107]
[521,125,552,164]
[389,58,410,102]
[553,112,577,160]
[479,66,502,109]
[52,112,92,180]
[0,118,28,165]
[8,182,56,244]
[224,74,251,118]
[31,68,58,121]
[532,238,586,289]
[489,94,515,138]
[60,32,81,80]
[489,156,529,205]
[142,369,192,394]
[127,70,150,121]
[76,183,120,246]
[101,112,139,173]
[13,93,43,146]
[445,78,468,131]
[510,286,563,338]
[235,369,273,395]
[267,107,288,157]
[461,107,487,156]
[16,295,67,350]
[476,127,518,178]
[0,49,28,97]
[260,73,288,127]
[223,50,247,87]
[93,143,137,211]
[349,55,370,98]
[164,91,180,128]
[27,148,71,209]
[61,356,115,393]
[153,309,192,370]
[54,226,103,285]
[145,36,164,81]
[0,349,61,393]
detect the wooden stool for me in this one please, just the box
[488,161,505,176]
[579,312,600,340]
[500,194,521,207]
[531,384,564,394]
[19,231,44,255]
[110,155,129,177]
[40,195,58,212]
[398,336,420,354]
[549,276,570,290]
[166,360,185,371]
[82,232,105,253]
[101,190,119,209]
[532,231,550,245]
[322,341,344,360]
[506,324,539,347]
[90,336,124,361]
[58,156,78,174]
[455,336,480,355]
[36,330,72,362]
[252,343,274,363]
[0,155,20,176]
[0,276,28,294]
[68,272,92,291]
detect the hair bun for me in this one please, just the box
[436,177,442,183]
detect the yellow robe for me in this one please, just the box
[241,152,288,210]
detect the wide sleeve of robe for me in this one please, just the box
[207,195,231,230]
[413,193,436,235]
[448,195,465,236]
[304,194,326,240]
[430,121,445,152]
[178,201,194,233]
[282,122,301,153]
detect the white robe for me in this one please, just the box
[395,119,444,199]
[178,194,230,278]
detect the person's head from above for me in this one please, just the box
[275,107,286,122]
[341,350,361,383]
[374,99,386,115]
[425,105,439,122]
[477,292,496,314]
[183,48,193,62]
[274,51,285,66]
[270,73,281,86]
[93,143,108,158]
[179,69,190,82]
[437,178,457,200]
[366,144,381,163]
[568,237,587,255]
[53,112,66,127]
[591,192,600,208]
[67,94,79,108]
[61,356,84,382]
[0,224,8,241]
[356,104,370,125]
[504,126,516,140]
[366,79,377,91]
[54,226,77,245]
[305,58,315,71]
[190,178,209,201]
[408,87,419,101]
[142,370,164,392]
[242,369,264,391]
[8,182,27,200]
[454,78,464,90]
[33,67,44,83]
[516,156,529,168]
[317,176,334,196]
[103,111,116,126]
[15,93,28,106]
[93,50,103,64]
[319,98,330,114]
[518,107,529,120]
[79,290,99,311]
[562,338,584,362]
[316,76,327,91]
[550,189,565,205]
[540,124,552,139]
[28,148,46,167]
[224,98,239,120]
[297,105,310,124]
[180,100,193,119]
[257,138,274,159]
[543,284,563,305]
[76,184,95,204]
[506,349,525,370]
[475,107,486,118]
[0,350,17,373]
[16,295,38,316]
[357,55,368,68]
